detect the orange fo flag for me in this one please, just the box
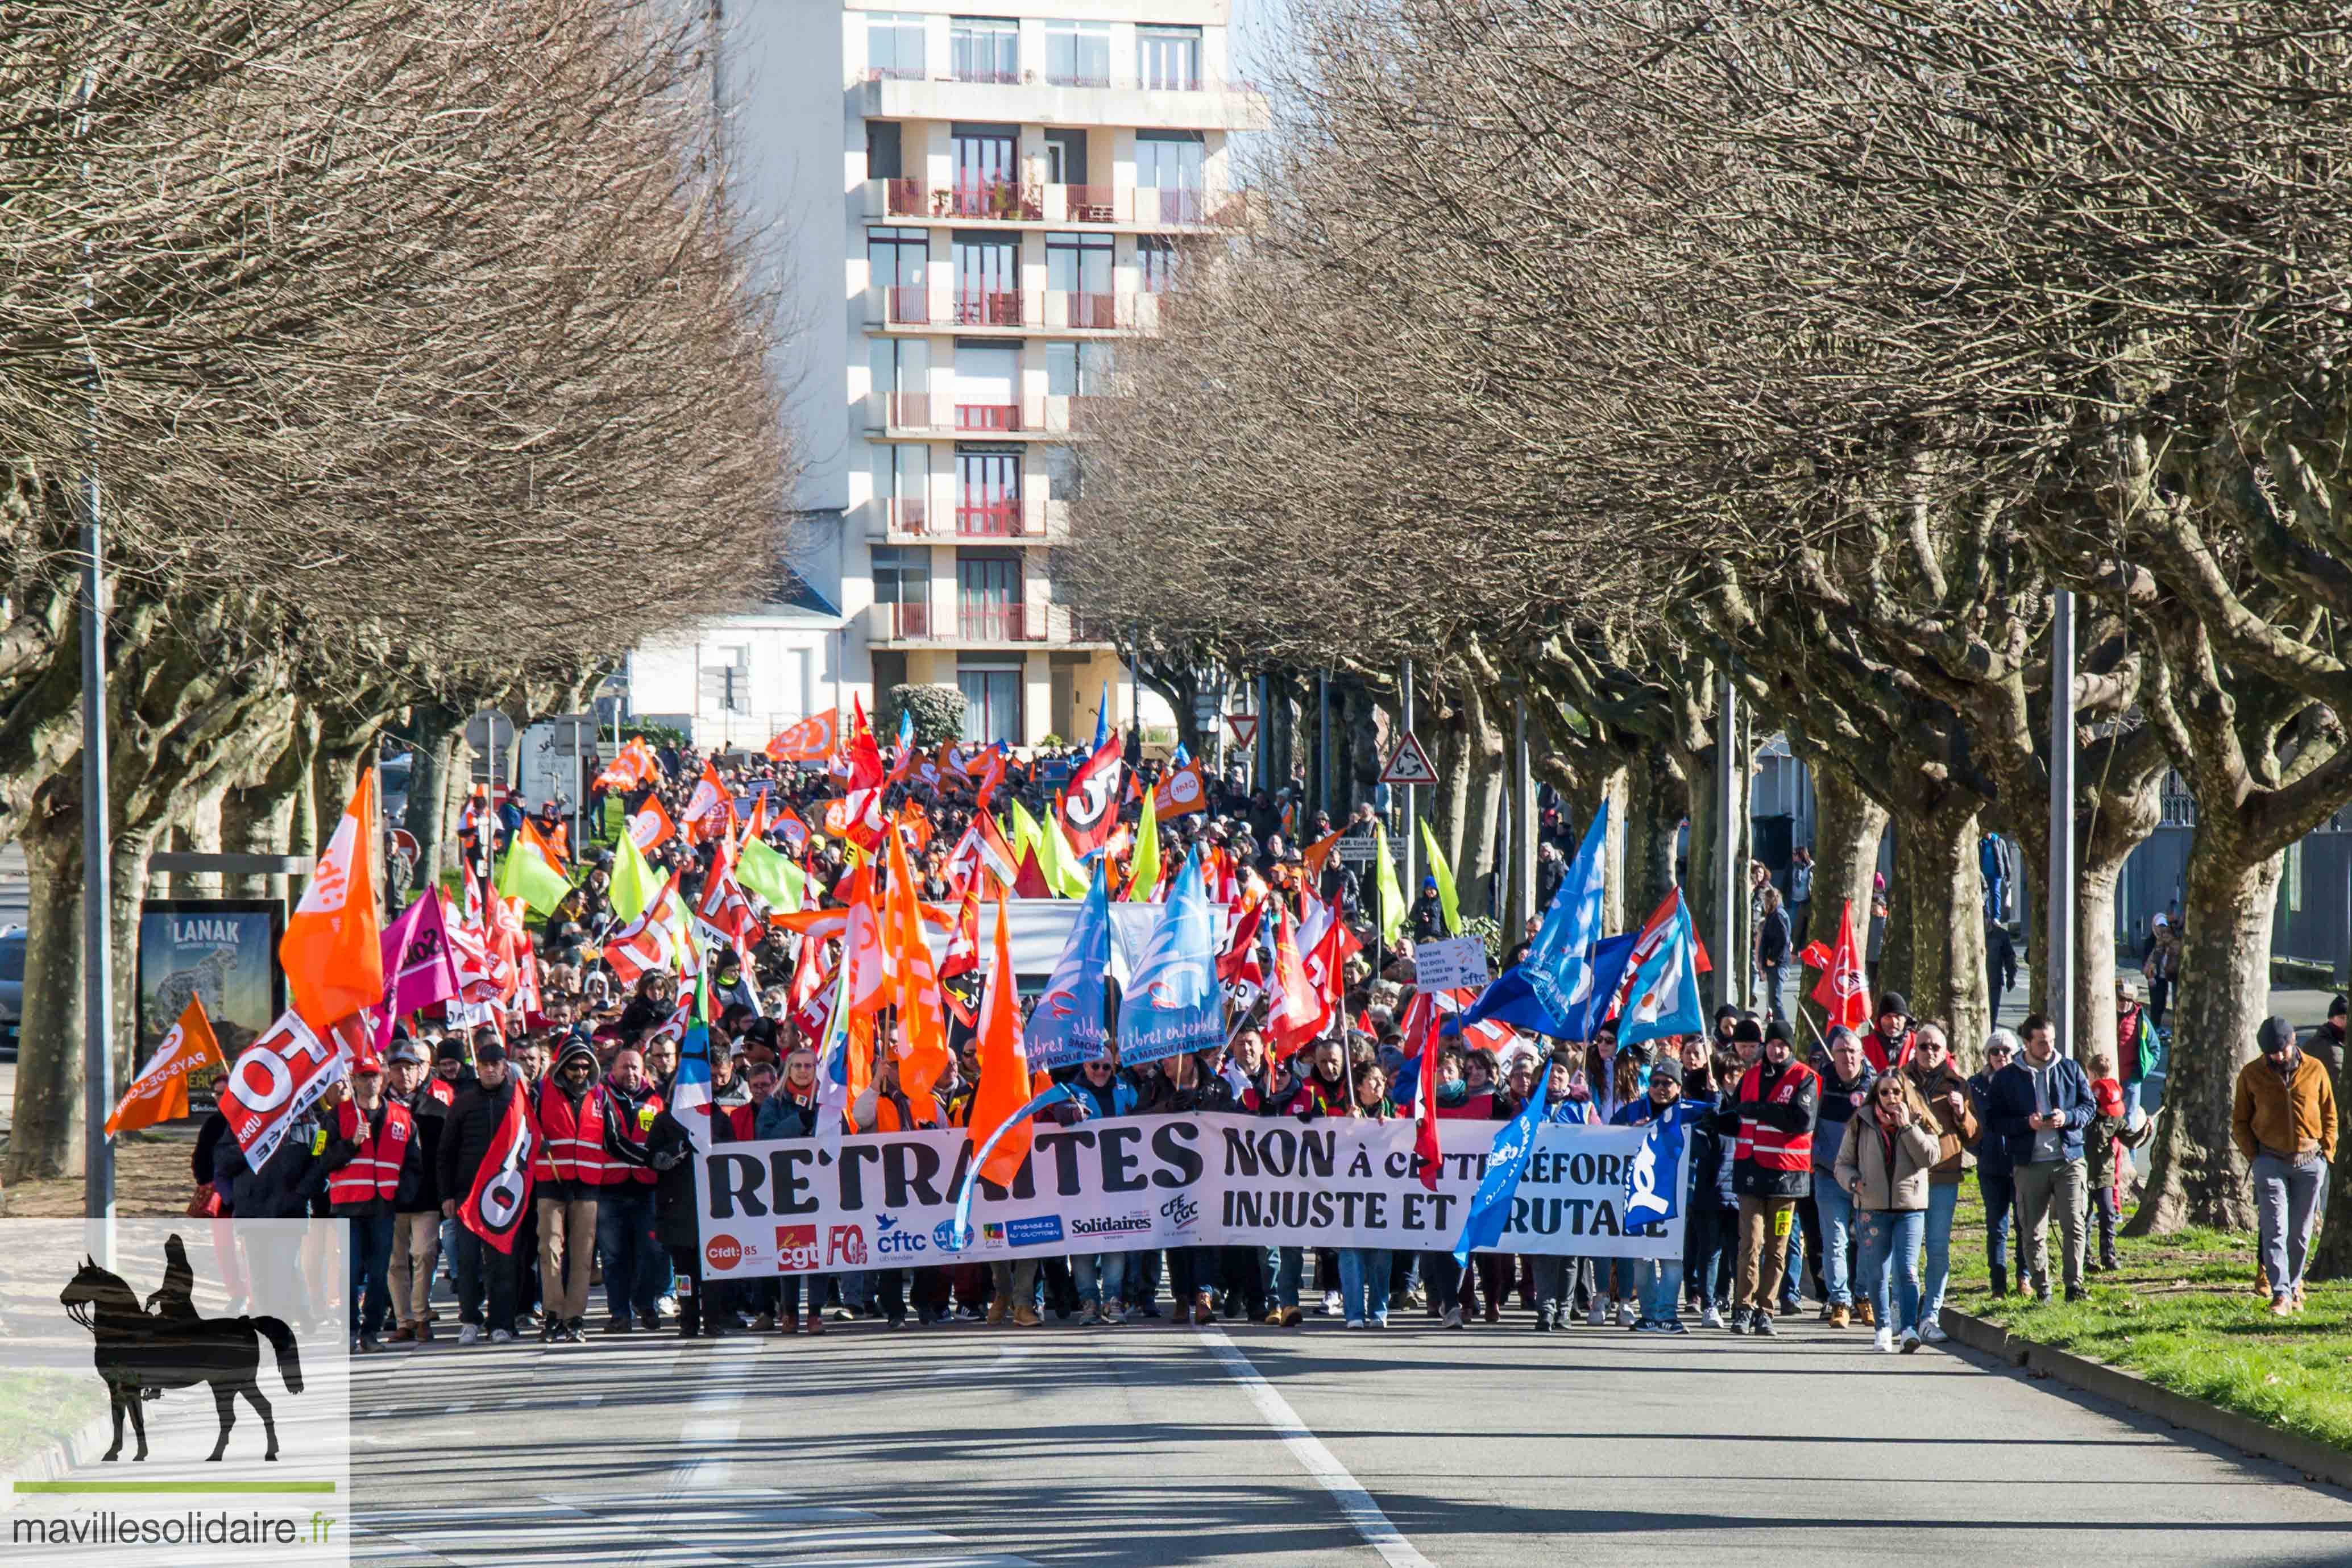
[969,893,1036,1189]
[281,768,385,1030]
[106,997,224,1135]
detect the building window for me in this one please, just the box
[1047,230,1114,325]
[952,234,1022,323]
[1136,131,1205,223]
[1044,445,1082,502]
[1138,235,1181,294]
[956,448,1021,535]
[1043,20,1111,86]
[1138,24,1202,90]
[868,13,927,81]
[868,227,928,287]
[873,545,931,639]
[958,662,1023,745]
[866,121,903,181]
[958,551,1024,642]
[872,443,928,529]
[950,127,1024,218]
[950,16,1020,84]
[1046,340,1114,397]
[2285,839,2304,914]
[702,644,751,715]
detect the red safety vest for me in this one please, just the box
[531,1079,610,1184]
[328,1098,415,1205]
[427,1078,455,1106]
[590,1084,664,1186]
[1735,1060,1818,1172]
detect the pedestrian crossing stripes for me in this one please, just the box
[354,1490,1039,1568]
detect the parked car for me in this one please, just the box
[0,924,24,1054]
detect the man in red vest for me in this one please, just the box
[591,1046,667,1333]
[325,1055,420,1354]
[1720,1021,1819,1337]
[531,1036,608,1343]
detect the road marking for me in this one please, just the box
[1196,1327,1436,1568]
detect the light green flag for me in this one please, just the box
[1372,821,1407,948]
[1127,787,1161,901]
[1039,811,1092,900]
[495,835,574,917]
[1417,819,1461,935]
[1009,800,1045,868]
[609,823,659,924]
[737,836,806,914]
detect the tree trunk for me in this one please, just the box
[1681,731,1750,1013]
[1878,820,1914,1006]
[108,824,166,1083]
[2072,770,2166,1069]
[222,710,314,902]
[1800,760,1889,1047]
[1621,740,1681,926]
[5,782,85,1181]
[1457,688,1507,920]
[175,784,228,899]
[2127,846,2282,1235]
[1901,799,1991,1062]
[401,702,464,891]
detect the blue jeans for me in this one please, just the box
[1691,1205,1736,1309]
[1263,1246,1303,1310]
[1855,1209,1926,1334]
[1073,1252,1131,1308]
[1779,1216,1806,1310]
[1337,1249,1391,1324]
[1637,1258,1684,1323]
[1604,1257,1637,1302]
[1978,1164,2022,1280]
[345,1210,396,1337]
[1812,1180,1855,1306]
[595,1187,661,1321]
[1922,1182,1960,1319]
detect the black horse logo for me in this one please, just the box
[58,1234,304,1462]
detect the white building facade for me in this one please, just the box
[629,1,1264,752]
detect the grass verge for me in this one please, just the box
[0,1371,108,1468]
[1942,1188,2352,1454]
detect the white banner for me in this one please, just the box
[694,1114,1680,1280]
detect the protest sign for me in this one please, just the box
[1413,935,1489,993]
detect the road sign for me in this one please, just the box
[1226,711,1260,747]
[1333,835,1402,868]
[1380,732,1439,787]
[388,828,420,860]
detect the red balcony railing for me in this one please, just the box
[1058,182,1117,223]
[883,498,928,533]
[950,63,1023,86]
[956,403,1022,432]
[883,392,931,428]
[951,177,1031,218]
[885,284,930,324]
[885,177,924,216]
[887,600,932,638]
[959,603,1040,641]
[1065,291,1120,330]
[1151,186,1207,225]
[953,289,1023,326]
[955,500,1024,537]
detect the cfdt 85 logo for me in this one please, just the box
[704,1234,744,1272]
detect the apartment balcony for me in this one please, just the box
[952,288,1026,327]
[852,72,1271,135]
[883,599,933,641]
[866,282,1160,337]
[859,177,1245,232]
[867,493,1055,542]
[864,391,1117,442]
[957,603,1048,643]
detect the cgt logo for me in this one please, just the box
[874,1214,927,1256]
[827,1224,867,1267]
[704,1234,744,1272]
[774,1224,820,1272]
[1159,1193,1200,1231]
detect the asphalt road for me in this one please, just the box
[345,1308,2352,1568]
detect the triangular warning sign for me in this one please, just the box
[1379,732,1439,786]
[1226,712,1260,747]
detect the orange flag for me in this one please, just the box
[969,893,1035,1189]
[106,997,224,1135]
[281,768,385,1030]
[841,860,893,1018]
[886,819,952,1099]
[1301,828,1346,876]
[521,816,567,874]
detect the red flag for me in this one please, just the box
[774,804,810,852]
[1606,889,1712,1022]
[462,1083,536,1254]
[886,816,952,1100]
[974,746,1009,812]
[766,710,839,764]
[1264,907,1327,1060]
[1809,898,1870,1034]
[940,880,982,980]
[1058,735,1125,854]
[627,795,677,853]
[681,760,727,841]
[841,861,891,1018]
[280,768,385,1031]
[1218,898,1267,984]
[845,697,886,791]
[108,998,223,1135]
[1011,843,1051,900]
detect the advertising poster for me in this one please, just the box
[136,898,285,1069]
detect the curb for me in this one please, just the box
[2,1402,119,1487]
[1939,1305,2352,1493]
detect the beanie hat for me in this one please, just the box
[1651,1056,1685,1086]
[1877,992,1909,1020]
[1732,1018,1764,1045]
[1765,1019,1795,1046]
[2257,1017,2297,1057]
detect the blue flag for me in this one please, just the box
[1562,934,1638,1041]
[1024,861,1113,1070]
[1171,741,1190,766]
[1617,899,1704,1046]
[897,707,914,748]
[1117,846,1221,1065]
[1451,1077,1552,1267]
[672,1021,714,1151]
[1624,1110,1687,1229]
[947,1083,1073,1250]
[1093,682,1110,750]
[1522,805,1610,1024]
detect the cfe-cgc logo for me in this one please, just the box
[1160,1194,1201,1232]
[774,1224,820,1272]
[827,1224,868,1267]
[704,1234,744,1272]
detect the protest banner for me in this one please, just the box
[695,1114,1678,1279]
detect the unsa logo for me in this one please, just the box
[931,1220,960,1250]
[704,1234,744,1271]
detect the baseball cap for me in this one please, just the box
[2257,1017,2296,1057]
[388,1041,428,1067]
[350,1053,384,1076]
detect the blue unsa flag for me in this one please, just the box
[1623,1113,1686,1229]
[1521,805,1610,1024]
[1450,1072,1552,1268]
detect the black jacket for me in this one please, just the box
[645,1108,703,1250]
[217,1116,333,1219]
[1757,907,1791,966]
[399,1086,449,1212]
[437,1076,521,1206]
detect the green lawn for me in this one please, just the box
[1943,1189,2352,1454]
[0,1371,109,1467]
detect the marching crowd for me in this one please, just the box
[184,734,2336,1357]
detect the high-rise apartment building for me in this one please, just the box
[626,3,1267,751]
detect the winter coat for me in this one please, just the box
[646,1108,703,1250]
[1901,1056,1980,1184]
[1986,1055,2097,1165]
[218,1115,332,1219]
[1834,1109,1943,1213]
[437,1076,522,1206]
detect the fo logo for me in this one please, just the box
[704,1234,744,1272]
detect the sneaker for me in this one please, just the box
[1873,1327,1895,1353]
[1615,1301,1636,1328]
[2271,1293,2295,1317]
[1729,1306,1751,1334]
[1701,1306,1725,1330]
[490,1328,515,1344]
[1442,1306,1464,1329]
[1900,1329,1922,1354]
[887,1313,909,1329]
[1752,1311,1777,1338]
[1534,1308,1554,1333]
[459,1324,482,1347]
[1371,1313,1388,1329]
[602,1316,634,1335]
[1659,1319,1691,1335]
[1921,1321,1948,1344]
[1587,1300,1608,1328]
[1346,1318,1366,1330]
[1633,1320,1676,1335]
[2064,1285,2088,1304]
[1322,1291,1344,1317]
[1082,1305,1105,1326]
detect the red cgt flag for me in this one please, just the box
[1807,898,1871,1033]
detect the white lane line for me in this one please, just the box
[1196,1328,1436,1568]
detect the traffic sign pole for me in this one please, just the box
[1401,658,1416,901]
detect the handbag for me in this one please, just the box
[185,1185,223,1218]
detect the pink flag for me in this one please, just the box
[375,893,461,1051]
